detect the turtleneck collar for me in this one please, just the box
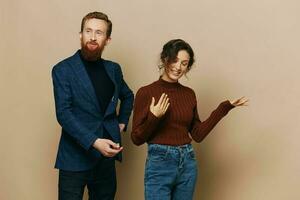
[156,76,181,89]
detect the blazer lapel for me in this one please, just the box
[103,60,118,117]
[70,51,102,113]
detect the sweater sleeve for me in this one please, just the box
[131,88,162,145]
[190,100,235,143]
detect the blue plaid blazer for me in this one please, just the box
[52,50,134,171]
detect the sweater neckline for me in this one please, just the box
[157,77,181,89]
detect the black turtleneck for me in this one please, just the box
[79,52,115,114]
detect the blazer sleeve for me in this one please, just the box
[52,65,98,150]
[115,64,134,128]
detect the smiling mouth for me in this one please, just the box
[88,43,97,46]
[87,43,99,50]
[170,69,181,76]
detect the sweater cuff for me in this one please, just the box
[219,100,235,116]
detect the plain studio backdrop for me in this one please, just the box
[1,0,299,199]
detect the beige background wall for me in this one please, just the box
[1,0,300,199]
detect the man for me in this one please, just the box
[52,11,134,200]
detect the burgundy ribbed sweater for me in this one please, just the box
[131,78,235,146]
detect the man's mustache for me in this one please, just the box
[86,41,99,46]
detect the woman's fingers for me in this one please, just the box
[157,93,169,109]
[150,97,155,109]
[231,96,249,106]
[163,102,170,113]
[157,93,166,107]
[237,99,249,106]
[161,94,169,109]
[231,96,243,104]
[149,93,170,117]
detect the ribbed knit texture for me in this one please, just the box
[131,78,235,146]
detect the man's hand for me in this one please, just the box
[150,93,170,118]
[119,123,125,132]
[92,138,123,157]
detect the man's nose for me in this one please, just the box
[91,32,96,40]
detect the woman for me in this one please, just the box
[131,39,248,200]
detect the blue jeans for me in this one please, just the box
[145,144,198,200]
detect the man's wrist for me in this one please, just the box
[92,138,100,148]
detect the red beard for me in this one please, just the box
[80,40,102,61]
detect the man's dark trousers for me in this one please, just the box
[59,157,116,200]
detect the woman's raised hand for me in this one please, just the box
[150,93,170,118]
[230,96,249,107]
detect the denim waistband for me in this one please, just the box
[148,143,193,153]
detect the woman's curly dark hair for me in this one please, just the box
[159,39,195,71]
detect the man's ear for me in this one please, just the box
[105,37,112,46]
[79,32,82,41]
